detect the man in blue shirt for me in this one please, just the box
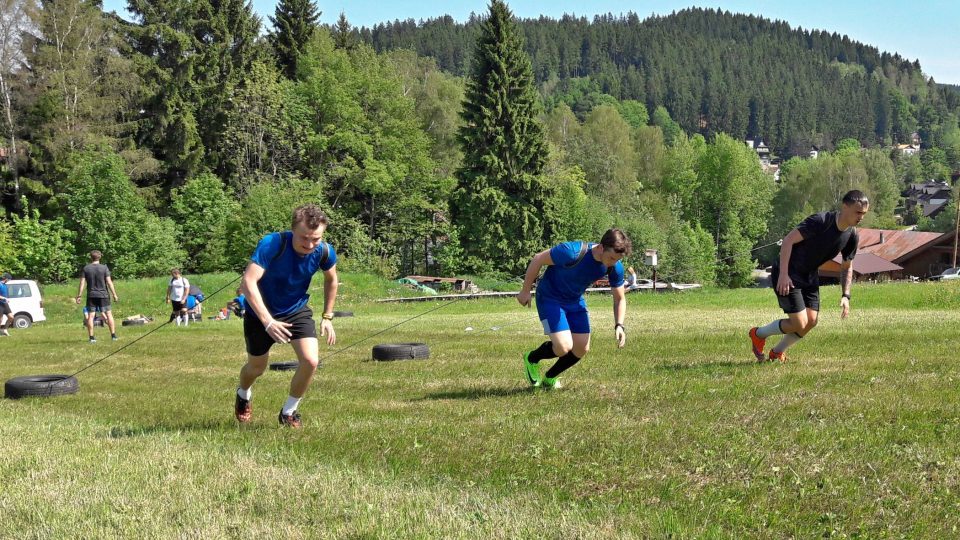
[516,228,632,388]
[227,288,247,318]
[0,273,13,336]
[234,204,339,428]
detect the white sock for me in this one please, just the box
[755,319,785,339]
[175,316,181,326]
[183,314,188,326]
[281,396,302,415]
[773,333,802,353]
[237,387,252,400]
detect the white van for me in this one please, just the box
[2,279,47,328]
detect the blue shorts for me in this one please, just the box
[536,296,590,335]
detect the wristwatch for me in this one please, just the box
[615,323,625,331]
[842,293,851,300]
[322,312,334,320]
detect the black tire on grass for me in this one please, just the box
[332,311,353,318]
[372,343,430,361]
[121,319,146,327]
[269,361,299,371]
[5,375,79,399]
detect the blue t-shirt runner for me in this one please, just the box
[235,204,341,430]
[516,230,633,390]
[250,231,337,317]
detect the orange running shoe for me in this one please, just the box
[749,327,766,362]
[769,350,787,363]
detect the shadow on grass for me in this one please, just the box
[413,386,536,401]
[106,418,270,438]
[655,360,758,372]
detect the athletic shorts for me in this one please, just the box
[771,266,820,313]
[0,302,10,315]
[536,296,590,335]
[86,297,112,312]
[171,300,187,311]
[244,306,317,356]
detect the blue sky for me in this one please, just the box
[101,0,960,84]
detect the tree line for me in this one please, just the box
[365,7,960,156]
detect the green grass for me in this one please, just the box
[2,277,960,538]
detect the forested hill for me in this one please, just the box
[361,8,960,155]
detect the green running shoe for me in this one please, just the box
[542,376,562,389]
[523,351,541,387]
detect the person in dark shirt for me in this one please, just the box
[76,250,120,343]
[749,190,869,362]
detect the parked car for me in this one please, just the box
[2,279,46,328]
[930,267,960,281]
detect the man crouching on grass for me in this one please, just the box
[516,228,631,389]
[234,204,338,428]
[749,189,869,363]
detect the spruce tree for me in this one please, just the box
[333,12,357,50]
[268,0,321,79]
[453,0,549,275]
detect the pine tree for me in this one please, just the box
[268,0,320,79]
[453,0,549,274]
[333,12,356,50]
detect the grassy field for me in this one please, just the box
[1,274,959,538]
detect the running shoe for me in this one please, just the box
[749,327,766,362]
[235,393,252,423]
[278,409,302,428]
[524,351,542,387]
[769,350,787,363]
[541,376,563,389]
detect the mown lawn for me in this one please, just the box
[1,275,958,538]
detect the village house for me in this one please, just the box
[819,228,958,281]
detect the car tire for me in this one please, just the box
[372,343,430,361]
[5,375,79,399]
[121,319,146,326]
[269,361,299,371]
[13,314,32,329]
[332,311,353,318]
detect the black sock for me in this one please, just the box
[545,351,581,379]
[527,341,557,364]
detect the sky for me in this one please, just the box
[100,0,960,85]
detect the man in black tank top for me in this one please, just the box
[748,190,870,363]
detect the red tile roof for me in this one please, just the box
[829,252,903,274]
[855,229,946,263]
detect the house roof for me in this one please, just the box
[829,252,903,274]
[923,201,948,218]
[856,228,946,263]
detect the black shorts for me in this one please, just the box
[771,266,820,313]
[86,297,112,312]
[171,300,187,311]
[244,306,317,356]
[0,302,11,315]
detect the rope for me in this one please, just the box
[42,274,244,394]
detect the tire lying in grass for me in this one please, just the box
[332,311,353,318]
[121,319,146,326]
[5,375,79,399]
[269,361,299,371]
[372,343,430,361]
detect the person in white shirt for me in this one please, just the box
[165,268,191,326]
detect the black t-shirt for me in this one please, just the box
[782,211,858,287]
[82,263,111,299]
